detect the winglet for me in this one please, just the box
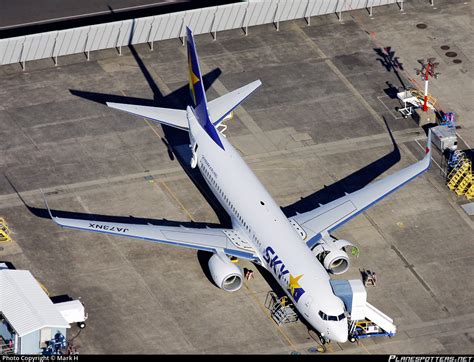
[420,128,432,170]
[425,128,432,156]
[41,190,55,221]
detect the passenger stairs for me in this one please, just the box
[330,279,396,342]
[265,291,298,325]
[446,155,473,199]
[0,218,12,244]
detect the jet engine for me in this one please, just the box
[312,236,357,275]
[208,252,243,292]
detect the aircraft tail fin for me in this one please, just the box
[186,27,224,149]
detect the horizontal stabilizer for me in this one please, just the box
[106,102,188,130]
[208,80,262,126]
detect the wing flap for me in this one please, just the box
[292,200,356,238]
[106,102,188,130]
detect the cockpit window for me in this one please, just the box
[318,311,327,320]
[319,311,346,321]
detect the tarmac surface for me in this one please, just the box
[0,0,473,354]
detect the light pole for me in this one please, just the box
[415,58,440,112]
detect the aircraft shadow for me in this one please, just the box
[196,250,217,287]
[70,44,231,227]
[6,175,222,230]
[281,117,400,218]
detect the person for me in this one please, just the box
[362,269,370,286]
[244,268,254,280]
[8,339,13,349]
[366,270,377,286]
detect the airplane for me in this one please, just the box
[44,27,432,344]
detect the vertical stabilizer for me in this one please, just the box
[186,27,224,150]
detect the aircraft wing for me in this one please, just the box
[291,131,432,249]
[44,200,259,262]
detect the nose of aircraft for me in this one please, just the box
[328,321,348,343]
[330,330,348,343]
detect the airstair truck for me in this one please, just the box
[330,279,396,342]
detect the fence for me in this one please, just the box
[0,0,402,68]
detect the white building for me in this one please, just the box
[0,268,70,354]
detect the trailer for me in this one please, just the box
[431,125,457,152]
[396,89,435,118]
[54,300,88,329]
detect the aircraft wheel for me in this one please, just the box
[77,322,86,329]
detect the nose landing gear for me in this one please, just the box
[308,328,328,353]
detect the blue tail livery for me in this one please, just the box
[186,27,225,150]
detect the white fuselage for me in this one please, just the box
[187,108,348,343]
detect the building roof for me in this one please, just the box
[0,269,70,337]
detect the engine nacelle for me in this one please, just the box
[208,253,243,292]
[320,248,350,275]
[312,236,356,275]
